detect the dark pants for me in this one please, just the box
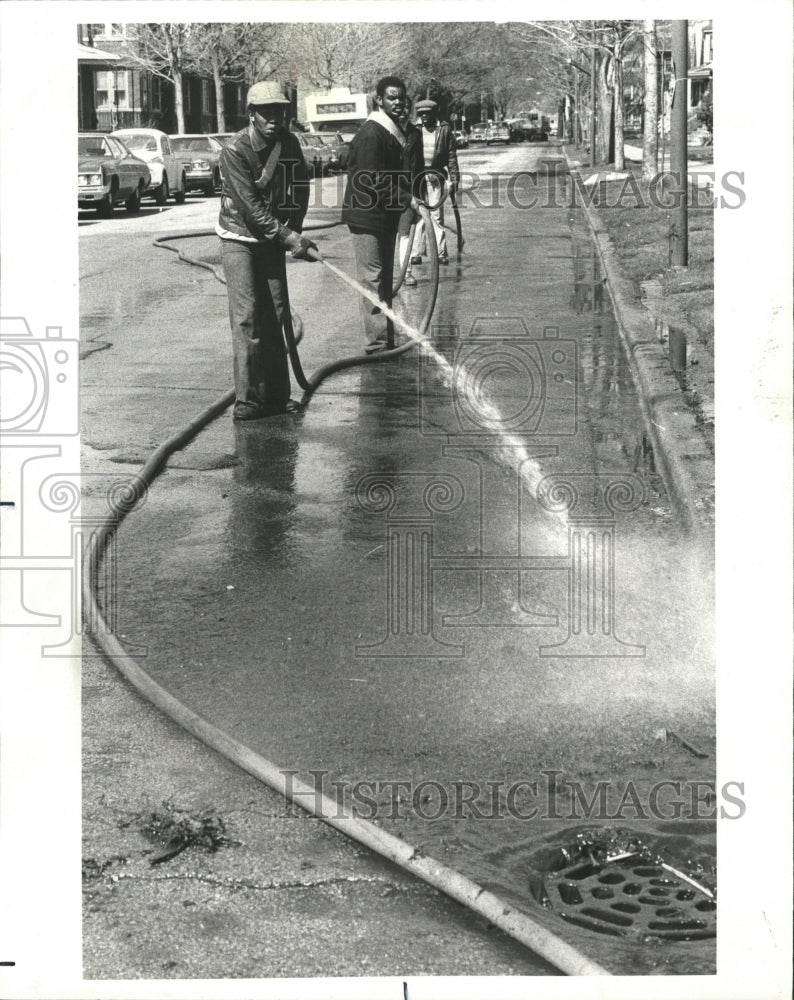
[220,238,290,407]
[351,228,396,348]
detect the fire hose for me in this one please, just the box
[85,192,611,977]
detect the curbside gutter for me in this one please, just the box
[562,147,713,540]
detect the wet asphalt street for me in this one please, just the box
[80,141,716,976]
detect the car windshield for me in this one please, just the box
[79,136,112,157]
[302,136,324,148]
[117,133,157,151]
[171,137,213,152]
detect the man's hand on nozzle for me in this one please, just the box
[283,230,319,261]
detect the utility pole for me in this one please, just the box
[670,20,689,267]
[590,21,597,166]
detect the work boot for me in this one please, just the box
[364,340,389,355]
[233,399,301,420]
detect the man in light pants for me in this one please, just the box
[412,99,460,267]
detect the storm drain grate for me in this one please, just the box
[528,829,716,942]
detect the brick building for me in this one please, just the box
[76,22,248,134]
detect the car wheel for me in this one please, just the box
[97,180,117,218]
[125,184,142,213]
[174,175,187,204]
[154,174,169,205]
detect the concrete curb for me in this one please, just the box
[562,147,713,539]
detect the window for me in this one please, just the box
[90,23,126,40]
[201,79,212,114]
[701,30,713,64]
[150,75,162,112]
[95,70,129,110]
[78,136,112,157]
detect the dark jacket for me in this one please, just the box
[420,121,460,186]
[404,121,424,180]
[218,125,310,244]
[342,117,413,235]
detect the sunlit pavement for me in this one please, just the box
[80,142,715,977]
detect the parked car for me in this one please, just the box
[316,131,350,171]
[112,128,186,205]
[453,129,469,149]
[78,133,151,216]
[295,132,335,177]
[170,134,224,195]
[469,122,489,145]
[486,121,512,145]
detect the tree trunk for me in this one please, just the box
[595,50,612,164]
[642,20,659,179]
[613,35,625,170]
[212,51,225,131]
[173,68,185,134]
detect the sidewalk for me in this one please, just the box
[563,143,715,530]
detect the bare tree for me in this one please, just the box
[189,24,247,131]
[291,23,392,93]
[122,23,195,133]
[642,20,659,178]
[189,23,295,131]
[510,20,641,166]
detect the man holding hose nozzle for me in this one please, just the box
[342,76,420,354]
[217,81,318,421]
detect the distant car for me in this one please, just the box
[316,131,350,171]
[313,121,364,144]
[209,132,236,146]
[469,122,488,145]
[453,129,469,149]
[78,133,151,216]
[112,128,186,205]
[170,134,224,196]
[486,121,512,145]
[295,132,335,177]
[507,119,527,142]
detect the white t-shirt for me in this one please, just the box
[421,125,436,167]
